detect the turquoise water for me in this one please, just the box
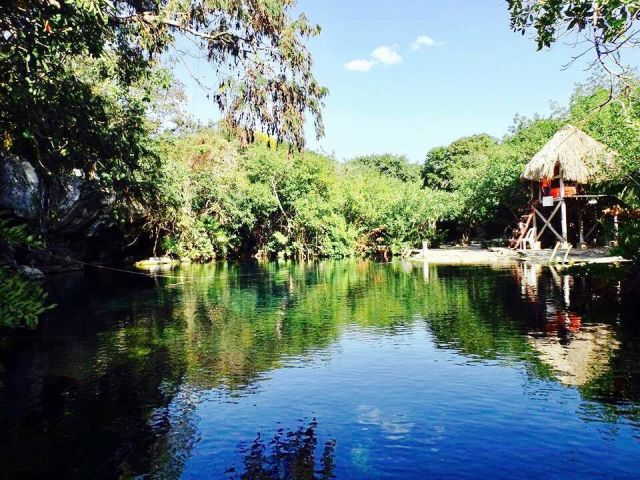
[1,261,639,478]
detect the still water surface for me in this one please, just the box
[1,261,640,479]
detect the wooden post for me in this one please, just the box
[562,244,572,265]
[549,241,561,264]
[532,210,538,249]
[578,209,585,248]
[559,178,568,247]
[538,182,542,202]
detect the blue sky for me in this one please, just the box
[173,0,618,163]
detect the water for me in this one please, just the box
[1,261,639,479]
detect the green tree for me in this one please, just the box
[422,134,496,191]
[352,154,421,183]
[507,1,639,73]
[1,0,327,169]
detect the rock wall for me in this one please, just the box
[1,155,135,272]
[0,155,39,220]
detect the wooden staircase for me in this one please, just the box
[508,212,534,250]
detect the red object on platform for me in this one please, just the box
[550,186,577,198]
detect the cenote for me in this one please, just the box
[1,261,640,479]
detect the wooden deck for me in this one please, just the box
[406,246,628,266]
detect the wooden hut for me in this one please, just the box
[511,125,616,250]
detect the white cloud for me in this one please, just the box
[411,35,440,50]
[344,45,403,73]
[371,46,403,65]
[344,58,378,72]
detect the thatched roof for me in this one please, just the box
[522,125,615,183]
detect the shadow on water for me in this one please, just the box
[0,260,639,478]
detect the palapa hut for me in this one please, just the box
[511,125,617,249]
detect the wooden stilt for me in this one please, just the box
[578,208,585,248]
[559,178,568,247]
[534,203,564,243]
[532,209,538,249]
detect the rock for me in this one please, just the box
[2,154,145,271]
[0,155,39,220]
[18,265,45,280]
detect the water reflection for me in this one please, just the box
[508,262,622,388]
[226,419,336,480]
[529,325,619,387]
[0,260,639,478]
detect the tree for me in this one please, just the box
[507,0,639,97]
[0,1,327,168]
[0,0,328,261]
[422,134,495,191]
[352,154,421,183]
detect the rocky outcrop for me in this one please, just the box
[1,155,137,272]
[0,155,39,220]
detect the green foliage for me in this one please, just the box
[0,219,42,249]
[141,129,451,260]
[353,154,421,183]
[507,0,640,51]
[0,220,52,329]
[422,132,542,240]
[0,267,53,329]
[422,134,496,190]
[147,79,639,259]
[340,160,454,253]
[0,0,326,177]
[0,2,153,182]
[615,220,640,263]
[0,0,328,260]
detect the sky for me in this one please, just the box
[172,0,622,163]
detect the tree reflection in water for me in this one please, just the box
[227,419,336,480]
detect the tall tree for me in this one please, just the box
[0,0,327,179]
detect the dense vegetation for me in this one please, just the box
[140,77,639,264]
[145,130,453,261]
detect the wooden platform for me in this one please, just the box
[407,247,517,265]
[511,247,628,266]
[407,246,628,266]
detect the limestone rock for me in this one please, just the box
[0,155,39,219]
